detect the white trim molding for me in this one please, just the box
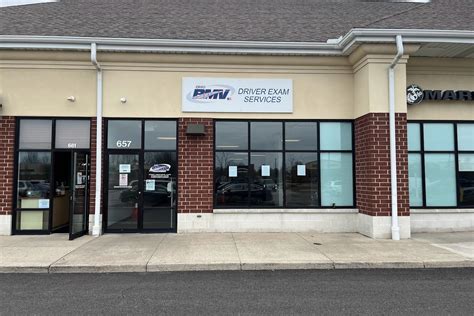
[0,29,473,56]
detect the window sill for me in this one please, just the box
[410,208,474,214]
[213,208,358,214]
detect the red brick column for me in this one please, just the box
[0,116,15,217]
[89,117,104,216]
[178,118,214,213]
[354,113,409,217]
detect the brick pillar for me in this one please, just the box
[89,117,104,216]
[178,118,214,213]
[0,116,15,219]
[354,113,409,217]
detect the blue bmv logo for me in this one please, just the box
[187,84,235,103]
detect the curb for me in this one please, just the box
[2,260,473,273]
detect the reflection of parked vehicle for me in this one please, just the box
[119,180,176,207]
[261,179,278,191]
[216,182,270,204]
[18,181,33,196]
[19,181,50,198]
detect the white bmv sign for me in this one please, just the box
[182,77,293,113]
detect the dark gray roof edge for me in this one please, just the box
[1,29,473,56]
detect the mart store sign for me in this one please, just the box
[182,77,293,113]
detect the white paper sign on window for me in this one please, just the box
[228,166,238,178]
[119,174,128,186]
[145,179,155,191]
[261,165,271,177]
[297,165,306,176]
[119,164,131,173]
[182,77,293,113]
[38,199,50,209]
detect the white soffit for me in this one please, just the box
[0,0,58,7]
[413,43,474,58]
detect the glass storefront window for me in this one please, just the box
[214,120,353,208]
[285,122,317,151]
[107,120,142,149]
[408,122,474,208]
[458,154,474,207]
[215,152,249,207]
[16,210,49,230]
[424,154,456,207]
[320,152,353,206]
[285,152,319,207]
[457,124,474,151]
[250,122,282,150]
[215,121,248,150]
[19,119,52,149]
[144,121,177,150]
[423,123,454,151]
[408,123,421,151]
[320,122,352,151]
[17,151,51,209]
[408,154,423,207]
[55,120,90,149]
[249,152,283,207]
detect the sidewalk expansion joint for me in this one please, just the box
[145,234,168,272]
[47,235,100,274]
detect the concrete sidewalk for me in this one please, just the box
[0,232,473,273]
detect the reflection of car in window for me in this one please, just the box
[216,181,272,204]
[18,181,33,196]
[120,179,176,207]
[19,181,50,198]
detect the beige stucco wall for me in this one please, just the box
[0,67,96,117]
[4,51,468,121]
[1,51,357,119]
[103,69,354,119]
[407,57,474,121]
[352,55,408,118]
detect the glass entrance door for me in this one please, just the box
[105,119,178,233]
[142,152,177,230]
[106,154,140,231]
[105,152,177,232]
[69,152,90,240]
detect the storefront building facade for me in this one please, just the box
[0,2,473,239]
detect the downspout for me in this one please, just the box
[388,35,404,241]
[91,43,102,236]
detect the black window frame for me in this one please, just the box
[12,117,92,235]
[103,118,179,233]
[213,119,355,209]
[408,120,474,209]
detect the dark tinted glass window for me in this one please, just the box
[215,121,248,150]
[215,152,249,207]
[249,152,283,207]
[458,154,474,207]
[107,120,142,149]
[17,152,51,209]
[144,121,176,150]
[250,122,282,150]
[285,153,319,207]
[285,122,317,151]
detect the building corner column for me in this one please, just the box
[0,116,15,235]
[350,44,414,239]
